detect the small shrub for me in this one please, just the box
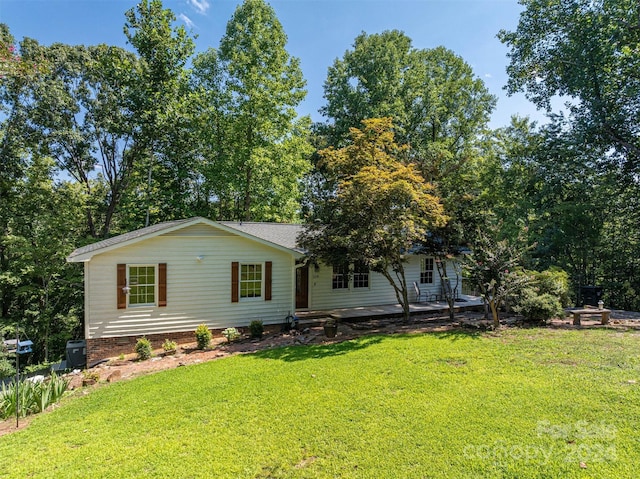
[135,337,153,360]
[118,353,125,360]
[82,369,100,382]
[0,341,14,380]
[162,339,177,352]
[195,324,212,350]
[514,288,564,323]
[534,268,571,307]
[25,362,53,375]
[221,327,241,343]
[249,320,264,339]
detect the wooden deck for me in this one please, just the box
[296,295,484,324]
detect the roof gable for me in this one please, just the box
[67,218,304,262]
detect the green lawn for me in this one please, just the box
[1,328,639,478]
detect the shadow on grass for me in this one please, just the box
[430,329,484,341]
[376,328,483,343]
[250,326,483,363]
[251,335,385,362]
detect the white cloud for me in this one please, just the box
[178,13,195,29]
[484,73,493,79]
[187,0,210,15]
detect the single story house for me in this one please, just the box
[67,217,462,364]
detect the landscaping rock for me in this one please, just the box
[106,360,130,367]
[106,370,122,383]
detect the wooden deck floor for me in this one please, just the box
[296,295,484,322]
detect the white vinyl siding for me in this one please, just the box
[85,225,294,339]
[310,263,397,310]
[308,255,463,309]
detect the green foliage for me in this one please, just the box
[507,267,569,323]
[514,288,564,323]
[0,156,84,364]
[320,30,496,160]
[463,224,533,327]
[301,118,446,322]
[533,268,571,308]
[135,337,153,361]
[0,372,69,419]
[499,0,640,170]
[195,324,212,350]
[82,369,100,382]
[248,320,264,339]
[123,0,198,228]
[317,29,496,298]
[191,0,311,222]
[0,357,15,379]
[221,327,241,343]
[0,341,14,379]
[162,339,177,352]
[24,362,54,375]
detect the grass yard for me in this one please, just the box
[1,327,639,478]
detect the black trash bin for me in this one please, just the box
[66,340,86,369]
[579,286,603,307]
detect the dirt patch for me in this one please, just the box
[2,310,639,437]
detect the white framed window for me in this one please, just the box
[128,265,156,306]
[353,262,369,288]
[332,264,348,289]
[240,263,263,298]
[420,257,434,284]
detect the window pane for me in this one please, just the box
[128,265,156,305]
[353,262,369,288]
[240,264,262,298]
[332,265,347,289]
[420,258,434,284]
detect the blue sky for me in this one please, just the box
[1,0,546,128]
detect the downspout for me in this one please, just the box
[84,260,91,341]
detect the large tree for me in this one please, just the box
[300,118,446,322]
[197,0,310,222]
[17,40,140,238]
[316,31,495,304]
[499,0,640,171]
[123,0,196,228]
[319,30,495,182]
[2,157,85,362]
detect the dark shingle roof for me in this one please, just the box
[220,222,305,253]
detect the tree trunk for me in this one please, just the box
[243,165,252,221]
[435,256,456,321]
[380,266,411,323]
[400,282,410,323]
[489,299,500,329]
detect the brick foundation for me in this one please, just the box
[86,324,284,366]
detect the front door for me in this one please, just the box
[295,265,309,309]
